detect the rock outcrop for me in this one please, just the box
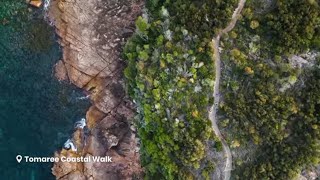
[47,0,144,179]
[29,0,43,8]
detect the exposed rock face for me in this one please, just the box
[29,0,43,8]
[48,0,144,179]
[54,60,69,81]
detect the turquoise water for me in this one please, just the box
[0,2,90,179]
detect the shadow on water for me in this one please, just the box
[0,1,91,179]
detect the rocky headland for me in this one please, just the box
[47,0,144,179]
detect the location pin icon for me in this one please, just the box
[16,155,22,163]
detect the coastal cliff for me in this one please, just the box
[47,0,144,179]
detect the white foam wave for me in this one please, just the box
[74,118,86,129]
[64,139,77,152]
[76,95,90,100]
[43,0,51,11]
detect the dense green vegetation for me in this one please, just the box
[124,0,240,179]
[124,13,215,180]
[223,55,320,179]
[147,0,238,34]
[125,0,320,179]
[219,0,320,179]
[244,0,320,54]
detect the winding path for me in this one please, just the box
[208,0,246,180]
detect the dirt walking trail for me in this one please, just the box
[208,0,246,179]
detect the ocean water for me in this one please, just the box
[0,1,90,179]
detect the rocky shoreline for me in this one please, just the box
[47,0,144,179]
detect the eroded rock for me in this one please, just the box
[54,60,69,81]
[48,0,144,179]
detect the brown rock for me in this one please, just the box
[58,1,65,12]
[86,135,105,156]
[60,171,86,180]
[52,151,79,179]
[54,60,69,81]
[86,106,106,129]
[29,0,42,8]
[48,0,144,179]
